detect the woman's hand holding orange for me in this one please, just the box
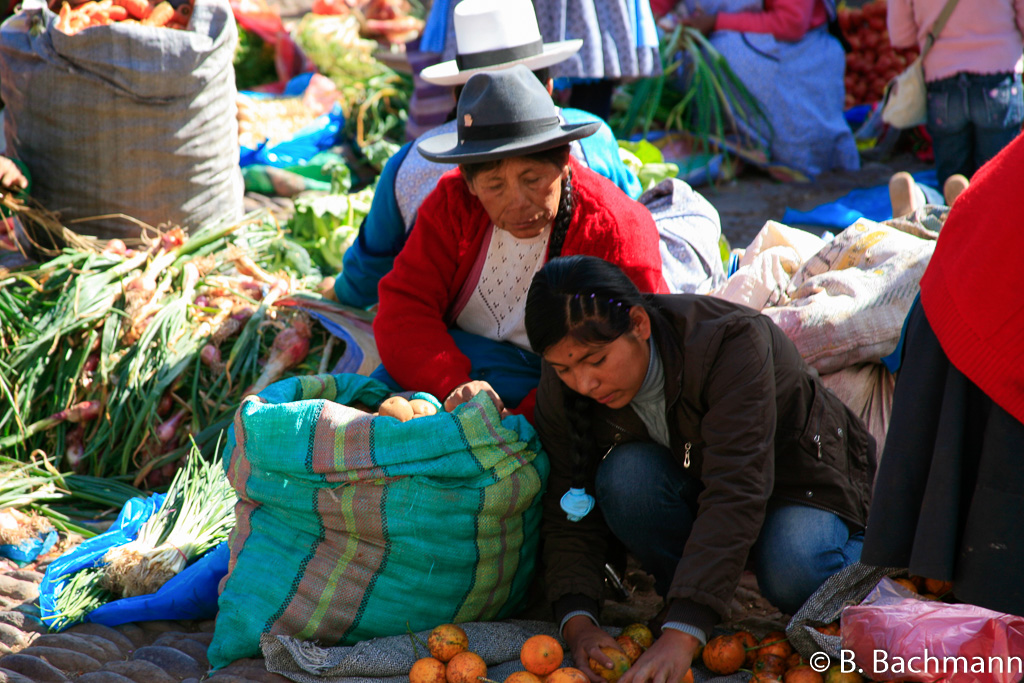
[619,629,700,683]
[563,616,621,683]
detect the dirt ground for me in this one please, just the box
[703,151,932,250]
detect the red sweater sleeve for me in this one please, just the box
[715,0,824,42]
[562,161,669,295]
[374,173,488,401]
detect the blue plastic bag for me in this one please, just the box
[239,73,345,169]
[87,542,228,626]
[39,494,228,630]
[0,529,58,565]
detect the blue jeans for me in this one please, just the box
[594,442,863,616]
[926,72,1023,186]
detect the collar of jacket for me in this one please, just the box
[645,295,684,411]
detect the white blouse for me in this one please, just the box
[455,224,551,351]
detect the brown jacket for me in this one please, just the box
[536,294,876,635]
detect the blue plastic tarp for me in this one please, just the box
[781,169,940,230]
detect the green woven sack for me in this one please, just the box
[207,374,549,669]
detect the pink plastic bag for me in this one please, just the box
[842,578,1024,683]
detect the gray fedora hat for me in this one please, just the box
[417,65,601,165]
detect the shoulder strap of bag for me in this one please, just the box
[922,0,961,57]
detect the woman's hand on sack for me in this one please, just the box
[0,158,27,193]
[563,616,622,683]
[619,629,699,683]
[444,380,509,417]
[681,10,717,35]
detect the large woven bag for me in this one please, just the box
[208,374,548,669]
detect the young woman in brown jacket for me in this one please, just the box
[524,255,876,683]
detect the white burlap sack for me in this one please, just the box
[0,0,243,239]
[709,220,824,310]
[763,218,935,374]
[642,178,727,295]
[821,363,895,464]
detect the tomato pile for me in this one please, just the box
[839,0,921,108]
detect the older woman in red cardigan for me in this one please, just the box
[372,66,667,422]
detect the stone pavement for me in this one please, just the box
[0,539,790,682]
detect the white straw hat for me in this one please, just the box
[419,0,582,87]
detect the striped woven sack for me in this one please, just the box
[207,373,549,669]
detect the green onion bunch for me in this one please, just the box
[101,443,235,598]
[613,25,772,162]
[0,210,335,484]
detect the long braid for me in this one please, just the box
[564,390,595,488]
[559,291,618,486]
[547,171,575,259]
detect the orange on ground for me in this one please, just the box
[907,575,928,591]
[824,665,865,683]
[446,651,487,683]
[620,623,654,650]
[588,646,631,683]
[734,630,758,668]
[681,668,694,683]
[751,673,783,683]
[429,624,469,663]
[520,635,563,676]
[410,657,447,683]
[614,635,643,665]
[754,654,788,677]
[785,664,824,683]
[757,632,793,659]
[786,652,804,669]
[893,578,919,594]
[545,667,589,683]
[813,622,841,637]
[702,635,745,675]
[923,577,954,596]
[505,672,542,683]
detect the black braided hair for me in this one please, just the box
[547,172,574,259]
[524,256,650,486]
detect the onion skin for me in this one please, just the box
[156,409,187,446]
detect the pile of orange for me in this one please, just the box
[895,574,954,600]
[702,630,868,683]
[409,622,662,683]
[409,624,487,683]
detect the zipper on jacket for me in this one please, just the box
[683,442,691,468]
[813,407,823,460]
